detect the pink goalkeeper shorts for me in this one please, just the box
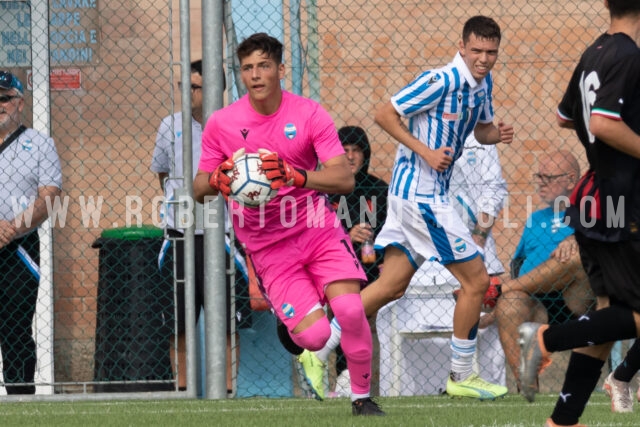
[250,224,367,330]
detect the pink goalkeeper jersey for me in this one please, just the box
[199,91,346,252]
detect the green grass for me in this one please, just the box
[0,392,635,427]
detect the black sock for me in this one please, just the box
[551,352,603,426]
[544,306,636,352]
[276,317,304,355]
[614,339,640,382]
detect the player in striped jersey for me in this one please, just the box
[281,15,514,400]
[370,15,514,399]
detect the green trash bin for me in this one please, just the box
[92,225,174,392]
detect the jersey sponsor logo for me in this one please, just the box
[240,129,249,140]
[282,303,295,318]
[284,123,297,139]
[443,112,460,121]
[21,139,33,151]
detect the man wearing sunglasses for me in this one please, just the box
[0,71,62,394]
[494,149,594,392]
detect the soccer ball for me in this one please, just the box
[226,153,277,207]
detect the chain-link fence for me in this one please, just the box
[0,0,612,399]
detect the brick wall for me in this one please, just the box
[49,1,173,383]
[44,0,605,385]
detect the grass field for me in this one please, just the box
[0,392,636,427]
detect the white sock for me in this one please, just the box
[314,317,341,363]
[450,335,476,382]
[351,393,369,402]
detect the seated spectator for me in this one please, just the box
[494,150,595,389]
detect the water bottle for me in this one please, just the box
[361,238,376,264]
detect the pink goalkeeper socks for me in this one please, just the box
[329,293,372,395]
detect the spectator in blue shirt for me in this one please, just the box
[494,149,595,389]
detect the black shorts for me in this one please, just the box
[576,232,640,312]
[164,230,251,334]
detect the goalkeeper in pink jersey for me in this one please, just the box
[193,33,384,416]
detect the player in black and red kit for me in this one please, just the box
[517,1,640,426]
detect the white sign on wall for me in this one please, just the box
[0,1,32,67]
[1,0,100,68]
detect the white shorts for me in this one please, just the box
[375,194,480,269]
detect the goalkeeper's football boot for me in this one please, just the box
[352,397,385,416]
[518,322,552,403]
[297,349,326,400]
[446,373,507,400]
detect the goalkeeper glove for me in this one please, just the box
[258,149,307,189]
[208,148,246,199]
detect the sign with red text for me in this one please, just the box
[50,68,82,90]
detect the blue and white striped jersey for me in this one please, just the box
[389,52,494,204]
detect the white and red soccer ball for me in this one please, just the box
[226,153,277,207]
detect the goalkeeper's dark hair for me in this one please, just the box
[237,33,284,65]
[462,15,501,44]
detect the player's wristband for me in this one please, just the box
[472,229,489,239]
[294,168,307,188]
